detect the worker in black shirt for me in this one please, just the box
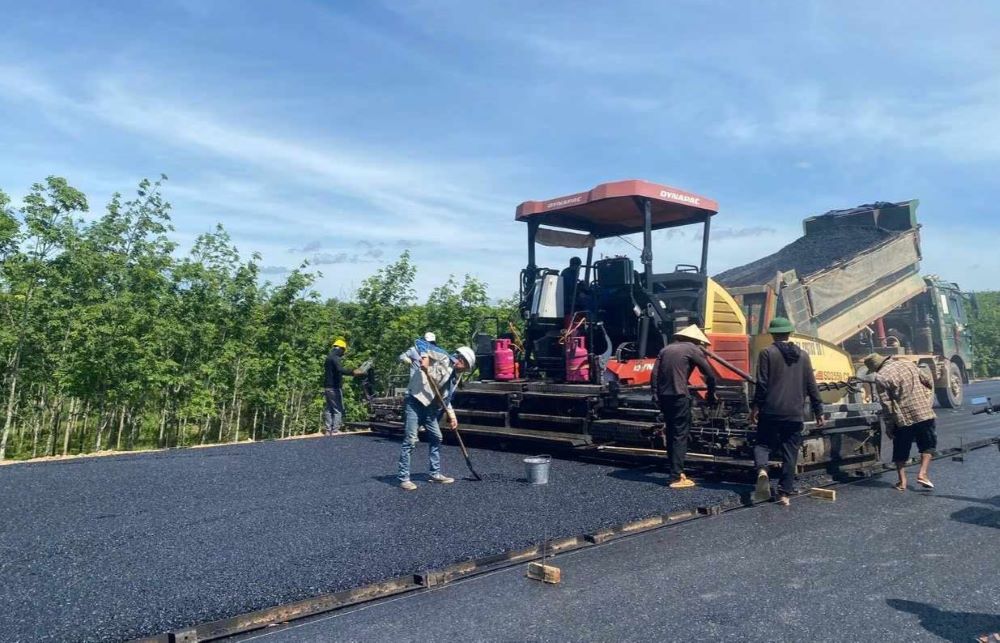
[750,317,825,504]
[651,325,717,489]
[324,338,364,435]
[560,257,585,327]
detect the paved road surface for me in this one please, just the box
[0,381,996,641]
[240,444,1000,643]
[0,435,738,642]
[934,380,1000,450]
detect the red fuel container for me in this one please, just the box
[494,339,516,381]
[565,336,590,383]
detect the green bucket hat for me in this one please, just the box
[767,317,795,334]
[863,352,891,373]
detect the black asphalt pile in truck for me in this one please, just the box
[716,226,895,287]
[715,202,903,287]
[714,200,925,346]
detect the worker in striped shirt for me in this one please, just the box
[860,353,937,491]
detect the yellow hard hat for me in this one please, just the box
[332,338,348,350]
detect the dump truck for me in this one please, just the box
[715,200,973,407]
[367,180,883,475]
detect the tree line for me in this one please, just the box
[2,176,998,462]
[0,176,514,461]
[970,291,1000,378]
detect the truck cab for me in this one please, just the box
[877,276,973,406]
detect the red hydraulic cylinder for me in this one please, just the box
[875,318,887,347]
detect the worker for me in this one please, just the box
[750,317,825,505]
[859,353,936,491]
[560,257,585,326]
[323,338,366,435]
[651,325,717,489]
[399,334,446,432]
[396,338,476,491]
[400,332,445,377]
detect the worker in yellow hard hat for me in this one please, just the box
[651,325,718,490]
[323,338,365,435]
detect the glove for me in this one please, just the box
[352,369,365,377]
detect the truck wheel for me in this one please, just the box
[935,361,963,408]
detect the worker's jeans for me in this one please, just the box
[753,419,804,495]
[658,394,691,479]
[397,395,442,482]
[323,388,344,432]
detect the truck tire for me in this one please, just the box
[935,361,963,408]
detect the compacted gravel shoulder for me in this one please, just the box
[0,434,739,642]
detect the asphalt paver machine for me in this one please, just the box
[368,180,884,475]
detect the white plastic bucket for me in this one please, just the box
[524,455,552,485]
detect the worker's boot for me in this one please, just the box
[754,468,771,502]
[668,473,696,489]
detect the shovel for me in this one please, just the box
[421,366,483,481]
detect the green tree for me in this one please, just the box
[970,291,1000,377]
[0,176,518,460]
[0,177,87,459]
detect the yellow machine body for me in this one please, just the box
[750,333,855,404]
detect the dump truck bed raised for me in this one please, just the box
[716,201,924,344]
[716,225,899,288]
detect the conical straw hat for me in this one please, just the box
[673,324,710,345]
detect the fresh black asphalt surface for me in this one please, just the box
[0,434,738,641]
[238,439,1000,643]
[933,379,1000,450]
[1,380,997,642]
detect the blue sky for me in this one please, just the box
[2,0,999,298]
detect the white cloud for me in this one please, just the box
[0,62,528,268]
[918,226,999,292]
[712,78,1000,163]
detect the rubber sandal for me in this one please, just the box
[916,477,934,489]
[894,482,906,492]
[668,474,696,489]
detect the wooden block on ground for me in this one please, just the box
[808,487,836,502]
[585,530,614,544]
[526,562,561,584]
